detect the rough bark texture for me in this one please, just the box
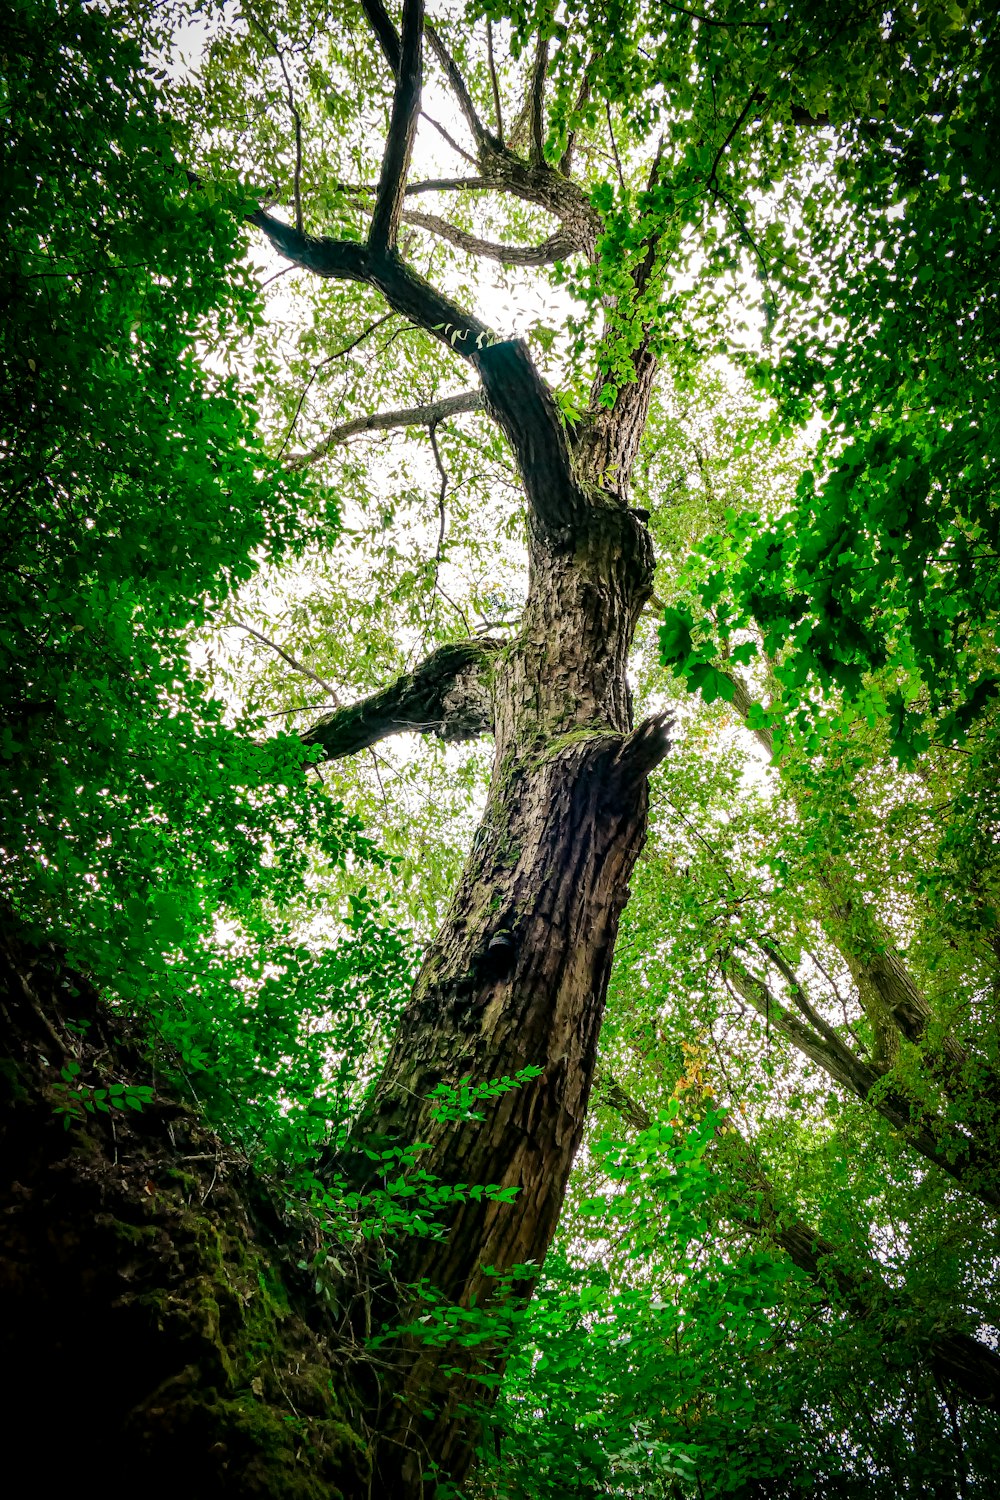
[338,382,666,1486]
[262,321,665,1487]
[0,925,371,1499]
[302,639,502,761]
[156,9,668,1488]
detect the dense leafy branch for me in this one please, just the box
[724,952,1000,1214]
[596,1073,1000,1410]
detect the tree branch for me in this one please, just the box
[472,338,583,535]
[422,111,479,165]
[405,176,490,194]
[360,0,401,73]
[301,639,502,760]
[243,7,305,233]
[424,21,492,148]
[725,664,773,755]
[486,18,504,142]
[401,207,582,265]
[596,1070,1000,1410]
[278,311,396,461]
[724,953,1000,1213]
[286,389,483,471]
[369,0,423,253]
[757,938,853,1059]
[528,31,549,166]
[250,209,494,353]
[558,65,593,176]
[707,89,759,192]
[233,621,341,704]
[249,211,593,548]
[605,100,625,192]
[427,420,450,615]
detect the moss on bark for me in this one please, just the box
[0,923,371,1499]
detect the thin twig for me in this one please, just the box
[423,112,478,164]
[606,100,626,192]
[428,421,449,570]
[367,748,390,811]
[424,421,472,635]
[244,7,305,233]
[277,312,395,460]
[233,620,342,704]
[660,1,769,26]
[707,90,759,192]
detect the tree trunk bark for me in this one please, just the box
[342,419,668,1490]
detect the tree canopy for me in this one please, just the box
[2,0,1000,1495]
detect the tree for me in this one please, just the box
[3,0,999,1496]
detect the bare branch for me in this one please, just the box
[233,620,341,704]
[244,7,305,233]
[302,639,502,760]
[369,0,424,253]
[528,31,549,165]
[425,21,491,147]
[606,100,625,193]
[277,312,395,460]
[401,207,581,265]
[422,112,479,165]
[486,19,504,141]
[427,420,450,618]
[286,389,483,470]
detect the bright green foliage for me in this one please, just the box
[0,0,412,1162]
[499,0,1000,751]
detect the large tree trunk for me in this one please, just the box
[325,346,667,1491]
